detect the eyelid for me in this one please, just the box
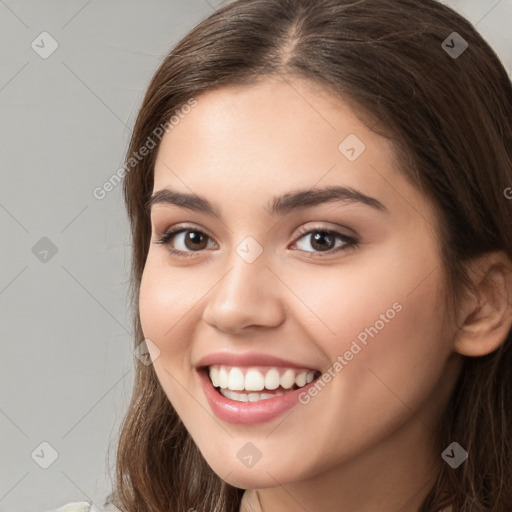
[293,222,356,240]
[155,222,216,242]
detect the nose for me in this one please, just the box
[202,250,286,334]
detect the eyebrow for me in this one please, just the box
[146,185,389,218]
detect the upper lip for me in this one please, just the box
[195,351,320,371]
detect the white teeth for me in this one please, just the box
[295,371,307,387]
[220,388,285,402]
[207,364,318,393]
[280,369,296,389]
[221,389,249,402]
[264,368,280,390]
[228,367,245,390]
[218,367,229,388]
[245,369,265,391]
[209,366,219,387]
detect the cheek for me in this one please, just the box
[302,241,450,409]
[321,236,447,357]
[137,261,202,408]
[138,259,201,411]
[138,255,202,347]
[320,260,450,434]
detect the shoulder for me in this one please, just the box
[46,501,122,512]
[46,502,93,512]
[240,489,262,512]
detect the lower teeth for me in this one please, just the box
[218,387,296,402]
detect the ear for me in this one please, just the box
[453,250,512,357]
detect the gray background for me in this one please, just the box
[0,1,510,511]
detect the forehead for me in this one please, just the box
[155,78,381,176]
[155,77,378,161]
[151,77,434,227]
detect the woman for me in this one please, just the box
[50,0,512,510]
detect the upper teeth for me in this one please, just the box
[208,364,317,391]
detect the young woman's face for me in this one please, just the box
[139,77,462,492]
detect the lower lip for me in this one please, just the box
[197,368,319,425]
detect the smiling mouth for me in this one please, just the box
[199,364,322,402]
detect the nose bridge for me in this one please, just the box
[202,238,285,331]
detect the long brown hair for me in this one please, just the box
[104,1,512,510]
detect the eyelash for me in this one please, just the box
[154,224,358,258]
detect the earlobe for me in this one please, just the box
[453,251,512,358]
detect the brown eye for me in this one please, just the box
[155,227,216,256]
[181,230,209,251]
[309,231,336,251]
[292,227,358,257]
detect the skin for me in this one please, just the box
[138,76,512,512]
